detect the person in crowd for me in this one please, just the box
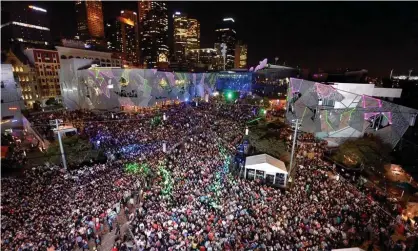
[1,100,415,251]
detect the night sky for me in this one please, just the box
[36,1,418,76]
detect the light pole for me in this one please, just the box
[50,119,67,169]
[288,119,301,180]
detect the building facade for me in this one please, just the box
[286,78,412,148]
[173,12,200,62]
[120,10,139,65]
[139,1,169,68]
[234,42,247,69]
[105,16,137,66]
[24,49,61,100]
[138,0,152,24]
[74,0,105,47]
[187,48,220,71]
[60,68,218,110]
[1,64,25,133]
[55,46,123,67]
[3,50,40,108]
[215,18,236,70]
[1,2,51,48]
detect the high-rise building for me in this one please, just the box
[215,18,236,70]
[187,18,200,51]
[105,16,137,65]
[234,41,247,69]
[138,0,152,24]
[173,12,188,62]
[1,3,51,48]
[74,0,105,47]
[120,10,139,65]
[187,48,220,71]
[139,1,169,68]
[173,12,200,62]
[105,19,122,52]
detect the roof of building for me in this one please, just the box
[245,154,287,173]
[9,44,34,67]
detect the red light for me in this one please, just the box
[8,107,18,110]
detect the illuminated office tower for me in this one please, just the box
[186,18,200,51]
[1,2,51,47]
[215,17,236,70]
[138,0,152,23]
[75,0,105,47]
[120,10,139,65]
[234,41,247,69]
[173,12,200,63]
[173,12,188,62]
[105,16,137,65]
[139,1,169,68]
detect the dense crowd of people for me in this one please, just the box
[1,100,417,251]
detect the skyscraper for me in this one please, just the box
[105,16,137,65]
[186,18,200,51]
[215,18,236,70]
[75,0,105,47]
[120,10,139,65]
[139,1,169,68]
[1,2,51,48]
[173,12,188,62]
[173,12,200,63]
[138,0,152,24]
[235,41,247,69]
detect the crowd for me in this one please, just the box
[1,133,27,169]
[1,100,417,251]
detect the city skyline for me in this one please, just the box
[3,1,418,75]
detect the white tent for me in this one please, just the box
[244,154,288,187]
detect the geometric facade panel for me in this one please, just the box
[286,78,418,148]
[60,65,218,110]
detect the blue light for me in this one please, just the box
[12,119,18,122]
[97,140,100,145]
[185,98,189,102]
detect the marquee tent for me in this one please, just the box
[244,154,288,187]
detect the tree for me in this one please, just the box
[45,136,101,167]
[332,135,392,170]
[262,97,271,109]
[33,101,42,111]
[45,97,58,106]
[247,122,290,164]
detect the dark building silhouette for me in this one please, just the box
[1,2,51,49]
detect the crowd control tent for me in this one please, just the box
[244,154,288,187]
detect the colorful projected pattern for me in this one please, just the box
[286,78,418,147]
[215,73,252,92]
[61,68,219,110]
